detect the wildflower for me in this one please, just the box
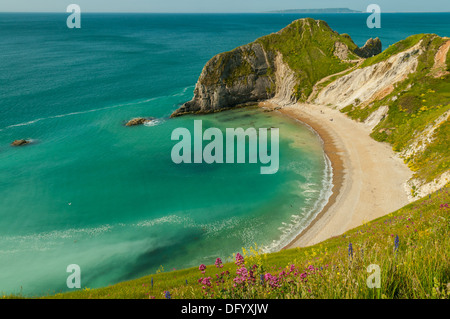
[348,242,353,259]
[260,274,265,285]
[264,273,280,288]
[235,253,244,266]
[215,258,223,268]
[233,276,244,285]
[201,277,212,287]
[185,279,188,285]
[199,264,206,273]
[236,266,248,278]
[151,277,153,289]
[164,291,171,299]
[394,235,400,252]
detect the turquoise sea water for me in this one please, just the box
[0,13,449,296]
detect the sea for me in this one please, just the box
[0,12,449,296]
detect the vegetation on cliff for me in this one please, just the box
[173,18,380,116]
[339,34,450,185]
[256,18,360,101]
[33,186,449,299]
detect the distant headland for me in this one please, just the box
[267,8,362,13]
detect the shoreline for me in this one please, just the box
[259,101,345,250]
[259,101,413,249]
[279,107,345,250]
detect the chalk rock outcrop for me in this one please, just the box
[171,18,381,117]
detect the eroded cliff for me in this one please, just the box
[171,18,381,117]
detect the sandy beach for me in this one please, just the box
[259,101,413,249]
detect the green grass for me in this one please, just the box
[21,185,448,299]
[257,19,357,101]
[340,34,450,184]
[201,19,363,103]
[447,46,450,72]
[224,57,253,87]
[359,34,426,68]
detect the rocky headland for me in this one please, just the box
[172,17,449,211]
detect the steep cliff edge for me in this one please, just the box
[171,18,380,117]
[172,42,275,116]
[172,19,449,199]
[319,34,450,199]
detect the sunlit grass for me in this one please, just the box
[31,184,450,299]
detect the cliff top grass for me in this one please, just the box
[8,185,447,299]
[341,34,450,184]
[200,19,365,101]
[256,18,359,101]
[359,33,427,68]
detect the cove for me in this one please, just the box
[170,120,280,174]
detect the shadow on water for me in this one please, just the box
[117,229,205,282]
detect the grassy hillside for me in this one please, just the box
[359,34,425,68]
[341,34,450,184]
[22,185,447,299]
[257,18,359,101]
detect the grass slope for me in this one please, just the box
[21,185,448,300]
[341,34,450,184]
[257,18,358,101]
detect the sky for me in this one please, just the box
[0,0,449,13]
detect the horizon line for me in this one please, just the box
[1,11,450,14]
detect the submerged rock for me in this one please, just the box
[11,139,30,146]
[125,117,155,126]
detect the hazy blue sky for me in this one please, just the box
[1,0,449,13]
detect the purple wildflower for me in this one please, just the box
[235,253,244,266]
[264,273,280,288]
[348,242,353,259]
[394,235,400,252]
[215,258,223,268]
[201,277,212,287]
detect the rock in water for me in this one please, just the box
[125,117,154,126]
[11,139,30,146]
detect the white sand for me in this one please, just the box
[262,102,413,248]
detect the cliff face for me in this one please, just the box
[171,22,450,200]
[320,34,450,199]
[314,41,424,109]
[172,43,275,117]
[171,18,381,117]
